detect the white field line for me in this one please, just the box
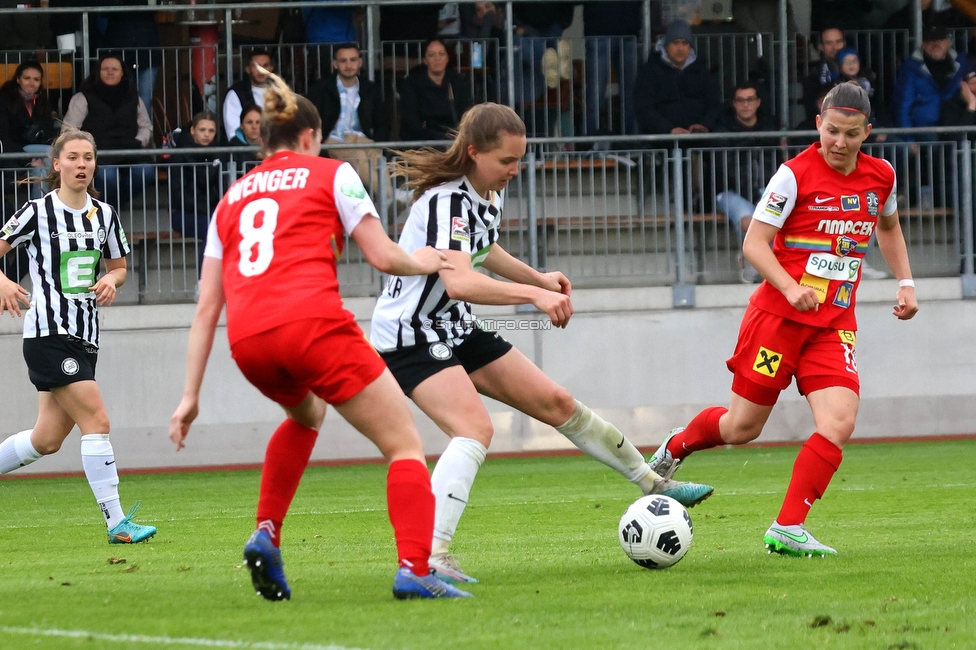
[0,625,366,650]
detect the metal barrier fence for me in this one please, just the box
[3,130,975,305]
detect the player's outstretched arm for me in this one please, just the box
[875,210,918,320]
[0,241,29,317]
[169,256,225,450]
[351,215,454,276]
[482,243,572,297]
[440,249,573,327]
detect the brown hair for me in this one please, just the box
[392,102,526,201]
[25,129,100,198]
[821,81,871,125]
[258,66,322,159]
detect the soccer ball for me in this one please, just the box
[618,494,693,569]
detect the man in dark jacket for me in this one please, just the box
[307,43,390,196]
[222,48,273,142]
[939,69,976,138]
[634,20,721,136]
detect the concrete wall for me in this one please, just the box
[2,278,973,475]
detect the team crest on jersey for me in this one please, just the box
[428,342,452,361]
[61,358,80,376]
[752,346,783,378]
[841,195,860,211]
[96,227,107,245]
[764,192,787,216]
[340,181,367,199]
[451,216,470,243]
[833,282,854,308]
[1,216,18,237]
[866,191,879,216]
[834,235,857,257]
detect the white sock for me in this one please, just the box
[430,437,487,552]
[0,430,43,474]
[556,400,659,493]
[80,434,125,529]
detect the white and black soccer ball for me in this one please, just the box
[618,494,693,569]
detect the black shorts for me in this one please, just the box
[380,326,514,395]
[23,335,98,391]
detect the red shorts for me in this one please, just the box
[230,317,386,407]
[726,304,860,406]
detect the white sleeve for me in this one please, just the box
[223,91,242,141]
[203,212,223,259]
[333,162,378,234]
[751,165,798,229]
[881,160,898,217]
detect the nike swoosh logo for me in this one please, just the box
[111,532,132,543]
[804,498,813,507]
[814,196,834,204]
[616,436,625,449]
[104,460,116,466]
[773,529,808,543]
[447,493,467,504]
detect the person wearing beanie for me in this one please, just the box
[633,19,721,135]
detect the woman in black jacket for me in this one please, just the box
[399,39,472,141]
[168,111,222,274]
[0,60,59,199]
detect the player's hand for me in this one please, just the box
[784,284,820,312]
[169,397,200,451]
[533,288,573,328]
[412,246,455,275]
[0,277,30,317]
[90,275,118,306]
[893,286,918,320]
[539,271,572,296]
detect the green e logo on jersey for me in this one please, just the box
[60,251,101,293]
[340,181,367,199]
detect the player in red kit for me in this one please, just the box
[168,69,471,600]
[649,82,919,557]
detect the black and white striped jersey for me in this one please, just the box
[0,191,130,347]
[370,176,502,351]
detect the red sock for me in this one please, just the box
[256,419,319,547]
[667,406,728,461]
[777,433,843,526]
[387,459,434,576]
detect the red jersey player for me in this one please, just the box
[168,70,471,601]
[649,82,919,557]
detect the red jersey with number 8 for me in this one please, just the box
[206,151,378,344]
[748,143,897,330]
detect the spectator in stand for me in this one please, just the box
[893,24,969,144]
[634,20,722,136]
[459,2,505,38]
[582,1,641,137]
[227,105,263,167]
[836,47,887,140]
[399,39,472,142]
[712,81,779,283]
[304,3,358,44]
[939,69,976,137]
[223,49,273,143]
[793,83,833,134]
[61,52,153,209]
[0,61,60,199]
[511,3,575,103]
[308,43,389,196]
[168,112,222,275]
[802,27,846,121]
[102,1,162,118]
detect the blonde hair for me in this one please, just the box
[257,65,322,159]
[392,103,527,201]
[24,129,100,199]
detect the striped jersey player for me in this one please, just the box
[1,190,129,347]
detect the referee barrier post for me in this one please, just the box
[671,142,695,308]
[960,138,976,298]
[527,146,540,271]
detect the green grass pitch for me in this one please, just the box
[1,440,974,649]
